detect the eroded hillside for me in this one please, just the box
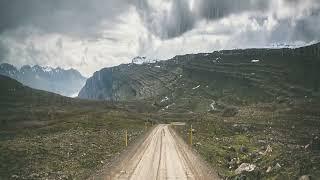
[79,43,320,108]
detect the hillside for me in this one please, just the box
[0,63,86,97]
[79,43,320,106]
[78,43,320,179]
[0,75,152,179]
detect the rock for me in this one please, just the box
[196,142,202,146]
[258,140,266,144]
[299,175,311,180]
[239,146,248,153]
[235,163,256,174]
[11,175,19,179]
[266,166,272,173]
[274,163,281,170]
[265,145,272,153]
[304,144,310,150]
[29,173,40,178]
[228,158,238,169]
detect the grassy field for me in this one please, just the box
[0,75,152,179]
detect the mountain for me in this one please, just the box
[0,63,86,97]
[79,42,320,105]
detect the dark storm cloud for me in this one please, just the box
[133,0,270,39]
[0,42,8,63]
[134,0,195,39]
[195,0,269,20]
[291,10,320,42]
[0,0,319,43]
[0,0,131,37]
[268,5,320,44]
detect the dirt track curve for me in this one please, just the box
[101,124,219,180]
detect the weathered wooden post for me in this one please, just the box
[125,129,128,147]
[190,125,193,145]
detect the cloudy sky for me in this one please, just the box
[0,0,319,77]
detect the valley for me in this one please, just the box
[1,42,320,179]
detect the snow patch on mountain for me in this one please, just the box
[132,56,158,65]
[192,85,201,90]
[43,66,53,72]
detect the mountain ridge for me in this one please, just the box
[79,42,320,105]
[0,63,87,97]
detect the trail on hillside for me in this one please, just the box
[102,124,219,180]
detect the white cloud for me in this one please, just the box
[0,0,319,77]
[0,6,149,77]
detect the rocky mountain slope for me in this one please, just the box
[0,63,86,97]
[79,43,320,105]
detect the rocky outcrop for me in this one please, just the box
[79,63,182,101]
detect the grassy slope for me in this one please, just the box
[0,75,152,179]
[174,102,320,179]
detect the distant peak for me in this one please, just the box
[42,66,53,72]
[0,63,17,71]
[0,63,15,68]
[20,65,32,70]
[132,56,157,65]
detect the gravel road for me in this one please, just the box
[105,124,219,180]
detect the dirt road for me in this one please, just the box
[103,124,219,180]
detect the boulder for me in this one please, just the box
[266,166,272,173]
[274,163,281,170]
[235,163,256,174]
[299,175,311,180]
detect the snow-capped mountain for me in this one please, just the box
[131,56,158,65]
[0,63,86,97]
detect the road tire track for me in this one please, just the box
[104,124,220,180]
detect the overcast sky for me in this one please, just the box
[0,0,319,77]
